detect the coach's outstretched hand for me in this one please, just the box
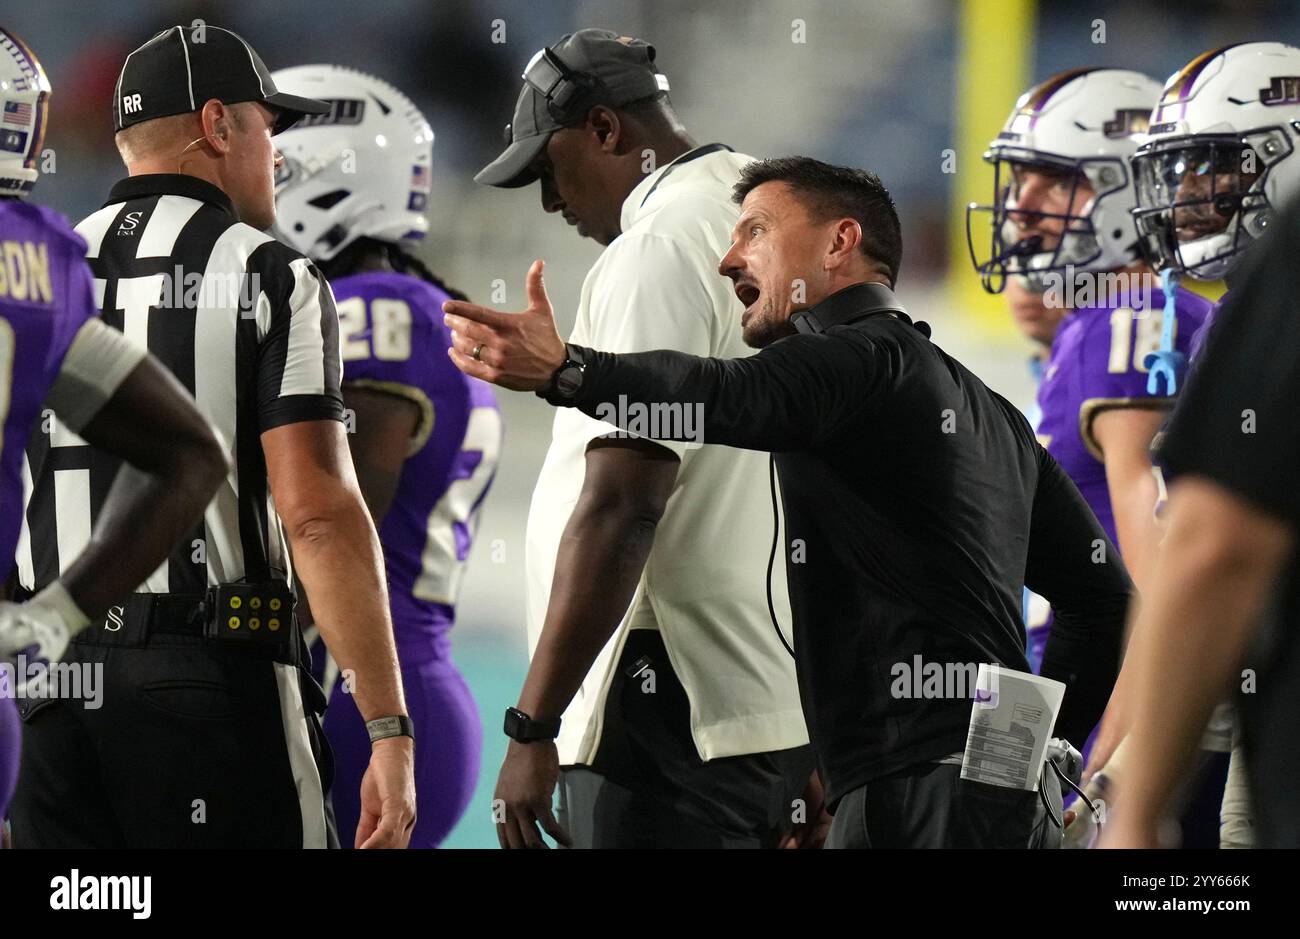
[444,259,567,391]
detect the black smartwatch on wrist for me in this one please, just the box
[504,707,561,743]
[536,344,586,405]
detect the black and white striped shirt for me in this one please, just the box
[18,173,343,595]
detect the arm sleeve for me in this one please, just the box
[1026,446,1133,746]
[43,319,148,433]
[571,327,884,452]
[570,234,720,458]
[1159,203,1300,526]
[257,257,345,432]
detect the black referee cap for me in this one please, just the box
[114,25,329,135]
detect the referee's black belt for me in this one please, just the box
[73,587,296,652]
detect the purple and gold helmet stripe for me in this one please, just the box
[1155,45,1241,122]
[1017,67,1100,129]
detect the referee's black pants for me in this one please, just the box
[557,630,813,848]
[9,624,336,848]
[824,760,1063,848]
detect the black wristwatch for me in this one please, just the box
[536,344,586,405]
[504,707,561,743]
[366,714,415,744]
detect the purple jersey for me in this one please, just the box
[0,201,97,569]
[331,271,501,661]
[1,199,98,820]
[1035,285,1211,547]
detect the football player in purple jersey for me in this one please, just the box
[970,68,1209,677]
[0,27,225,830]
[1104,41,1300,848]
[970,73,1219,845]
[271,65,501,848]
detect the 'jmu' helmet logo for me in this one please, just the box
[296,98,365,128]
[1103,109,1150,138]
[1261,76,1300,106]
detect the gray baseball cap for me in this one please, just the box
[475,28,670,188]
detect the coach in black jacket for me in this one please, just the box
[445,157,1132,849]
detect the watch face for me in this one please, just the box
[555,365,583,397]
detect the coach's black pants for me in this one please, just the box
[824,760,1063,848]
[9,628,336,848]
[557,630,813,848]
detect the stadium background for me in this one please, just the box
[4,0,1282,847]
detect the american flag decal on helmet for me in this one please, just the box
[408,164,431,212]
[2,101,33,126]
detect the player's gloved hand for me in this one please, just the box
[0,600,69,661]
[0,580,87,666]
[494,738,572,849]
[356,735,416,848]
[0,583,85,699]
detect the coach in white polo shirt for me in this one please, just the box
[476,29,811,848]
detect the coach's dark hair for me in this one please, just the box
[321,238,468,301]
[733,157,903,287]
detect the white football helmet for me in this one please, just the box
[968,68,1162,293]
[0,27,51,198]
[1131,42,1300,280]
[269,65,434,262]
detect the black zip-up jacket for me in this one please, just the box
[561,281,1132,807]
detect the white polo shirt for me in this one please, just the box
[524,145,808,765]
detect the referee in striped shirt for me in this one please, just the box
[10,26,415,848]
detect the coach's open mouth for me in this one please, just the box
[734,281,760,311]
